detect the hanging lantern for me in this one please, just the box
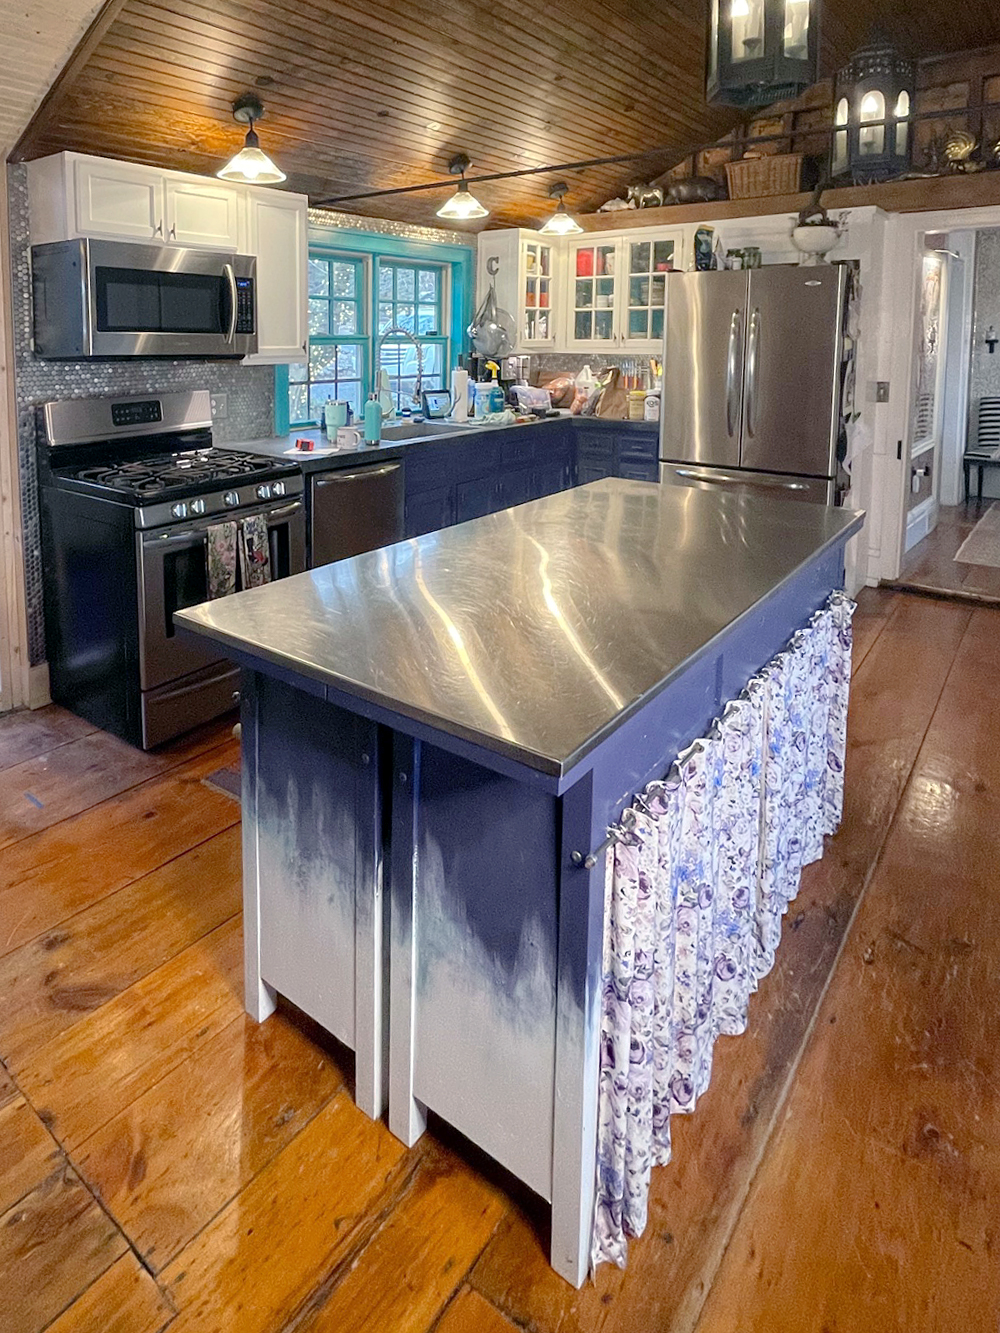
[706,0,819,107]
[832,37,915,183]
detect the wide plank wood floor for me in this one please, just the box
[896,499,1000,601]
[1,589,997,1333]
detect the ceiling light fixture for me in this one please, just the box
[436,153,489,220]
[217,93,286,185]
[538,181,583,235]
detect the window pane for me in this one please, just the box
[288,360,308,383]
[420,343,444,377]
[418,269,437,302]
[332,263,356,298]
[630,276,650,308]
[378,302,394,334]
[308,260,329,296]
[337,344,360,377]
[378,266,393,299]
[309,383,340,416]
[575,311,592,339]
[396,267,415,300]
[309,345,338,380]
[309,300,330,335]
[653,241,674,270]
[630,242,651,274]
[576,278,594,308]
[288,385,308,422]
[417,307,437,335]
[628,309,648,339]
[333,301,357,334]
[395,304,415,332]
[342,383,363,418]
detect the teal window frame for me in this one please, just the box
[287,254,368,427]
[275,229,475,434]
[375,257,448,413]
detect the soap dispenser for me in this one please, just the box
[364,392,383,444]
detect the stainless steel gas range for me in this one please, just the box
[37,389,305,749]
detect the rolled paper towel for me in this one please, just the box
[451,367,469,422]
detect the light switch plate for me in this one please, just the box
[210,392,228,420]
[875,382,890,403]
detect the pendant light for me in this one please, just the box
[538,182,584,235]
[832,36,915,183]
[706,0,819,107]
[436,153,489,220]
[217,93,286,185]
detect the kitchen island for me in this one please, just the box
[176,479,863,1286]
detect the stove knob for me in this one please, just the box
[223,490,239,507]
[256,483,271,500]
[191,498,206,516]
[171,502,187,519]
[272,480,285,497]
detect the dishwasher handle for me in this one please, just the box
[314,464,401,487]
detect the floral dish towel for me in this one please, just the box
[206,521,237,599]
[238,514,272,589]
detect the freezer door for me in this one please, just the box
[660,269,749,468]
[659,462,835,505]
[740,265,846,478]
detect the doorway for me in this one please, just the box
[894,225,1000,601]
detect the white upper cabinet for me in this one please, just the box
[474,222,684,354]
[73,157,164,242]
[243,190,308,364]
[163,178,242,249]
[565,229,684,352]
[476,229,561,352]
[27,151,309,366]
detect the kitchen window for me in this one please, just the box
[375,260,447,413]
[280,246,458,431]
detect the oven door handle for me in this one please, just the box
[265,501,303,520]
[142,500,303,546]
[222,263,238,345]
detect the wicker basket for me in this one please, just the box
[725,153,803,199]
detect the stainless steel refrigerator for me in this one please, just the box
[659,265,847,505]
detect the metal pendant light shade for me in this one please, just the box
[538,182,583,235]
[436,154,489,220]
[832,37,915,183]
[706,0,819,107]
[218,93,286,185]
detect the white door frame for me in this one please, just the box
[876,203,1000,582]
[0,163,29,713]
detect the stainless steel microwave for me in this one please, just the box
[31,238,257,359]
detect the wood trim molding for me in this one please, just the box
[0,166,30,711]
[9,0,132,163]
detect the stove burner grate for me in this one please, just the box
[68,448,284,498]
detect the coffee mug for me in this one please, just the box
[336,426,363,448]
[324,400,349,430]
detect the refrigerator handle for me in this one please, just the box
[745,306,761,438]
[726,309,742,438]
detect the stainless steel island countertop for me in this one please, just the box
[176,480,863,778]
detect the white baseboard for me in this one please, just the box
[904,498,937,554]
[28,662,51,709]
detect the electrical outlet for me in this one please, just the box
[210,392,228,420]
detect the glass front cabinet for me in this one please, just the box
[475,225,684,354]
[476,229,560,352]
[566,230,684,352]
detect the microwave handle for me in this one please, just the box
[222,263,238,344]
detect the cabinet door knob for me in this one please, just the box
[168,225,176,240]
[154,220,163,236]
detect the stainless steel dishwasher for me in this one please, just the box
[309,460,406,567]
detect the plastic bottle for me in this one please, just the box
[363,393,383,444]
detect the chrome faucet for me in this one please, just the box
[375,326,424,407]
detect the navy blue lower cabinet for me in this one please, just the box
[498,464,534,510]
[405,484,454,539]
[456,473,499,523]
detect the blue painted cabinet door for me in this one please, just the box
[406,484,455,538]
[456,473,499,523]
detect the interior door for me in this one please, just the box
[740,265,845,477]
[660,269,748,467]
[904,249,947,549]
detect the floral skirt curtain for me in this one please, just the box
[591,591,855,1271]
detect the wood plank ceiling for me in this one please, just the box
[13,0,1000,228]
[0,0,104,155]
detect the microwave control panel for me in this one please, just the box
[235,277,255,334]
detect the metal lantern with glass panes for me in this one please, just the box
[833,37,914,183]
[706,0,818,107]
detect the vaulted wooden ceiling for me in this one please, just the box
[13,0,1000,229]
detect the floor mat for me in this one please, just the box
[954,503,1000,567]
[203,765,241,802]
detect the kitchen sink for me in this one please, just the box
[379,420,465,441]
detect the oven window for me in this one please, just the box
[95,267,224,335]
